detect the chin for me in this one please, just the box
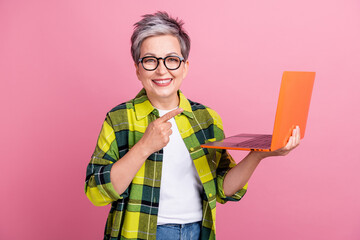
[155,90,176,98]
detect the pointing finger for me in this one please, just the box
[159,108,183,122]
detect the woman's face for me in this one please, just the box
[135,34,189,109]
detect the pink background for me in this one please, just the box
[1,0,359,239]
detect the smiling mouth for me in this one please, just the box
[152,78,173,86]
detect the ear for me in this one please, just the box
[182,60,189,79]
[134,62,141,80]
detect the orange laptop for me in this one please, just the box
[201,71,315,152]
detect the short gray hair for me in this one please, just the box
[131,11,191,63]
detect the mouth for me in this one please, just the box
[152,78,173,87]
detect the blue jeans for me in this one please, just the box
[156,221,201,240]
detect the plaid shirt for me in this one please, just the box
[85,89,247,240]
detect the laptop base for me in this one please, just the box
[201,134,272,151]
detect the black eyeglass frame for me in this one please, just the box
[138,55,185,71]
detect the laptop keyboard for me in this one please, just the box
[235,134,272,149]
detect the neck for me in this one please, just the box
[147,94,180,110]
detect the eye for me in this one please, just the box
[143,57,157,64]
[166,57,180,63]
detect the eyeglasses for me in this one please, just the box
[138,56,185,71]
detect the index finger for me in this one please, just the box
[159,108,183,122]
[296,126,301,140]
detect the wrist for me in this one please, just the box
[134,140,153,159]
[249,151,267,161]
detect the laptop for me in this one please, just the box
[201,71,315,152]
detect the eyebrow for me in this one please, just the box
[143,52,181,57]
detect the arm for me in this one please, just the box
[110,108,183,194]
[223,126,301,196]
[206,108,247,203]
[85,115,122,206]
[85,119,150,206]
[85,108,184,206]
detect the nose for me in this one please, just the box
[155,59,168,74]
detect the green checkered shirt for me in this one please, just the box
[85,89,247,239]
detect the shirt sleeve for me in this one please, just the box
[84,113,127,206]
[215,149,248,204]
[206,107,248,204]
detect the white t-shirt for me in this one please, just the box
[157,108,203,225]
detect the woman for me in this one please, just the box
[85,11,300,240]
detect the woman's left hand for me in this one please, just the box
[223,126,301,196]
[271,125,301,156]
[253,126,301,159]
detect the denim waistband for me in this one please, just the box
[158,221,201,228]
[156,221,201,240]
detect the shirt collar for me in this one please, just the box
[134,88,194,121]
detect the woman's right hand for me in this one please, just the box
[138,108,183,155]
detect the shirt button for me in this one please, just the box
[209,193,213,198]
[190,147,194,152]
